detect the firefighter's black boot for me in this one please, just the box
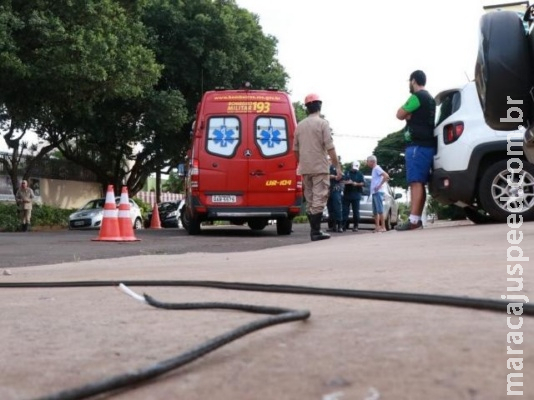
[309,213,330,241]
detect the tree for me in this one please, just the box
[53,89,188,196]
[0,0,290,198]
[0,0,161,195]
[52,0,289,197]
[293,101,307,123]
[143,0,288,114]
[373,130,406,188]
[162,170,184,193]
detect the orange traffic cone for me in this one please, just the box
[93,185,122,242]
[118,186,140,241]
[149,202,162,229]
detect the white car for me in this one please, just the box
[69,197,144,230]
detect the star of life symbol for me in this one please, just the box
[213,125,236,147]
[260,125,281,148]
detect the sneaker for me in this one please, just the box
[352,227,358,232]
[395,220,423,231]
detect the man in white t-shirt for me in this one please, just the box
[366,155,390,232]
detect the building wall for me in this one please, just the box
[39,179,102,209]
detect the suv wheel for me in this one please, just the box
[478,160,534,222]
[475,11,532,130]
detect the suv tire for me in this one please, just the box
[478,159,534,222]
[475,11,532,131]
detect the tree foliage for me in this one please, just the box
[0,0,161,194]
[0,0,288,194]
[143,0,288,113]
[373,130,406,188]
[0,0,290,196]
[293,101,307,123]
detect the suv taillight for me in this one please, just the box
[443,122,464,144]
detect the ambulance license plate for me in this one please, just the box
[212,195,236,203]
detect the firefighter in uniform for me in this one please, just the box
[293,93,342,241]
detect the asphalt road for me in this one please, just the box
[0,223,374,268]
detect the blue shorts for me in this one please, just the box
[405,145,435,184]
[372,192,384,215]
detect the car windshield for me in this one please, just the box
[80,199,105,210]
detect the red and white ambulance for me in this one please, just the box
[181,86,303,235]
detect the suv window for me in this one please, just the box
[436,91,461,126]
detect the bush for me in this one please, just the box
[0,203,74,232]
[293,215,308,224]
[427,197,466,221]
[132,197,151,218]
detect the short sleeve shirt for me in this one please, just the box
[371,165,386,193]
[402,94,421,113]
[293,115,335,174]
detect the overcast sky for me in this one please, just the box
[235,0,509,164]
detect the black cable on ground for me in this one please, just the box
[35,288,310,400]
[1,280,532,315]
[2,279,531,399]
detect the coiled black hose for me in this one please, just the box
[34,288,310,400]
[0,279,530,399]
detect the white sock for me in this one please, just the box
[409,215,421,224]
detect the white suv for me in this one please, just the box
[429,81,534,222]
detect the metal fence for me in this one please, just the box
[135,191,183,206]
[0,153,97,182]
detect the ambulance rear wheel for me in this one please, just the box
[248,219,268,231]
[276,217,293,235]
[181,206,201,235]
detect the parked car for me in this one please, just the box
[145,200,184,228]
[69,197,144,230]
[322,176,401,230]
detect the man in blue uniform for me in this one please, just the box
[342,161,365,232]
